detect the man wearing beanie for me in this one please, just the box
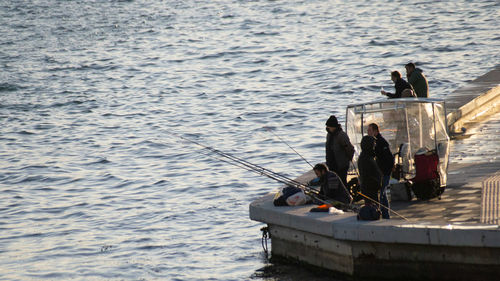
[325,115,355,187]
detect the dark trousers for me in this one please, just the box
[380,174,391,219]
[336,166,349,188]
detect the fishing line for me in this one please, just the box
[357,191,410,221]
[264,127,314,168]
[174,132,355,209]
[177,133,305,187]
[198,146,334,206]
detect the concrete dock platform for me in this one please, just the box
[249,65,500,280]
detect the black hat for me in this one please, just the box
[325,115,340,127]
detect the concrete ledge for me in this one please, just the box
[250,195,500,248]
[446,65,500,133]
[251,194,500,280]
[269,224,500,281]
[447,85,500,133]
[270,225,354,275]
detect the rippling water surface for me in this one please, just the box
[1,0,499,280]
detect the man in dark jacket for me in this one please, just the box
[325,115,355,187]
[405,62,429,98]
[310,163,352,205]
[368,123,394,219]
[381,71,413,99]
[357,136,382,203]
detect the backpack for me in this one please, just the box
[411,178,443,200]
[357,204,381,220]
[273,186,307,206]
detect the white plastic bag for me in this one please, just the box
[286,190,307,206]
[328,207,344,215]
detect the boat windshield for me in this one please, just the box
[346,98,450,186]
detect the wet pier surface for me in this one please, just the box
[391,66,500,224]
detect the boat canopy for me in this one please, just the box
[346,98,450,186]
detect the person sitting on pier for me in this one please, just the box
[381,71,413,99]
[309,163,352,205]
[357,136,382,204]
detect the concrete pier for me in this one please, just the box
[446,66,500,134]
[249,65,500,280]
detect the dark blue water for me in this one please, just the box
[1,1,499,280]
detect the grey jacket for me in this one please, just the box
[326,128,355,172]
[320,171,352,204]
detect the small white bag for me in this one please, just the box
[286,190,308,206]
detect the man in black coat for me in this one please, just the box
[368,123,394,219]
[325,115,355,187]
[381,71,413,99]
[357,136,382,204]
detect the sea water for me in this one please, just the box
[1,1,499,280]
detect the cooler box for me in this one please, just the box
[390,182,413,201]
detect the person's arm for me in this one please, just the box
[308,177,321,186]
[325,134,332,163]
[388,79,406,98]
[341,133,355,160]
[382,91,398,98]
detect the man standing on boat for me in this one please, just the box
[367,123,394,219]
[325,115,355,187]
[405,62,429,98]
[381,71,413,99]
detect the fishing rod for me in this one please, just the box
[199,148,305,190]
[348,159,409,220]
[259,130,406,218]
[264,128,358,209]
[265,127,314,168]
[177,134,305,188]
[356,191,410,221]
[193,140,333,205]
[175,133,354,209]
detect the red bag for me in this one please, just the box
[410,150,443,200]
[412,152,439,182]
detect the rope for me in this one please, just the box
[261,226,269,257]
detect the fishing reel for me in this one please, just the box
[347,177,363,203]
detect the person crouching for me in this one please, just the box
[309,163,352,205]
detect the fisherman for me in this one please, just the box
[357,135,382,203]
[325,115,355,187]
[381,71,413,99]
[405,62,429,98]
[309,163,352,205]
[367,123,394,219]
